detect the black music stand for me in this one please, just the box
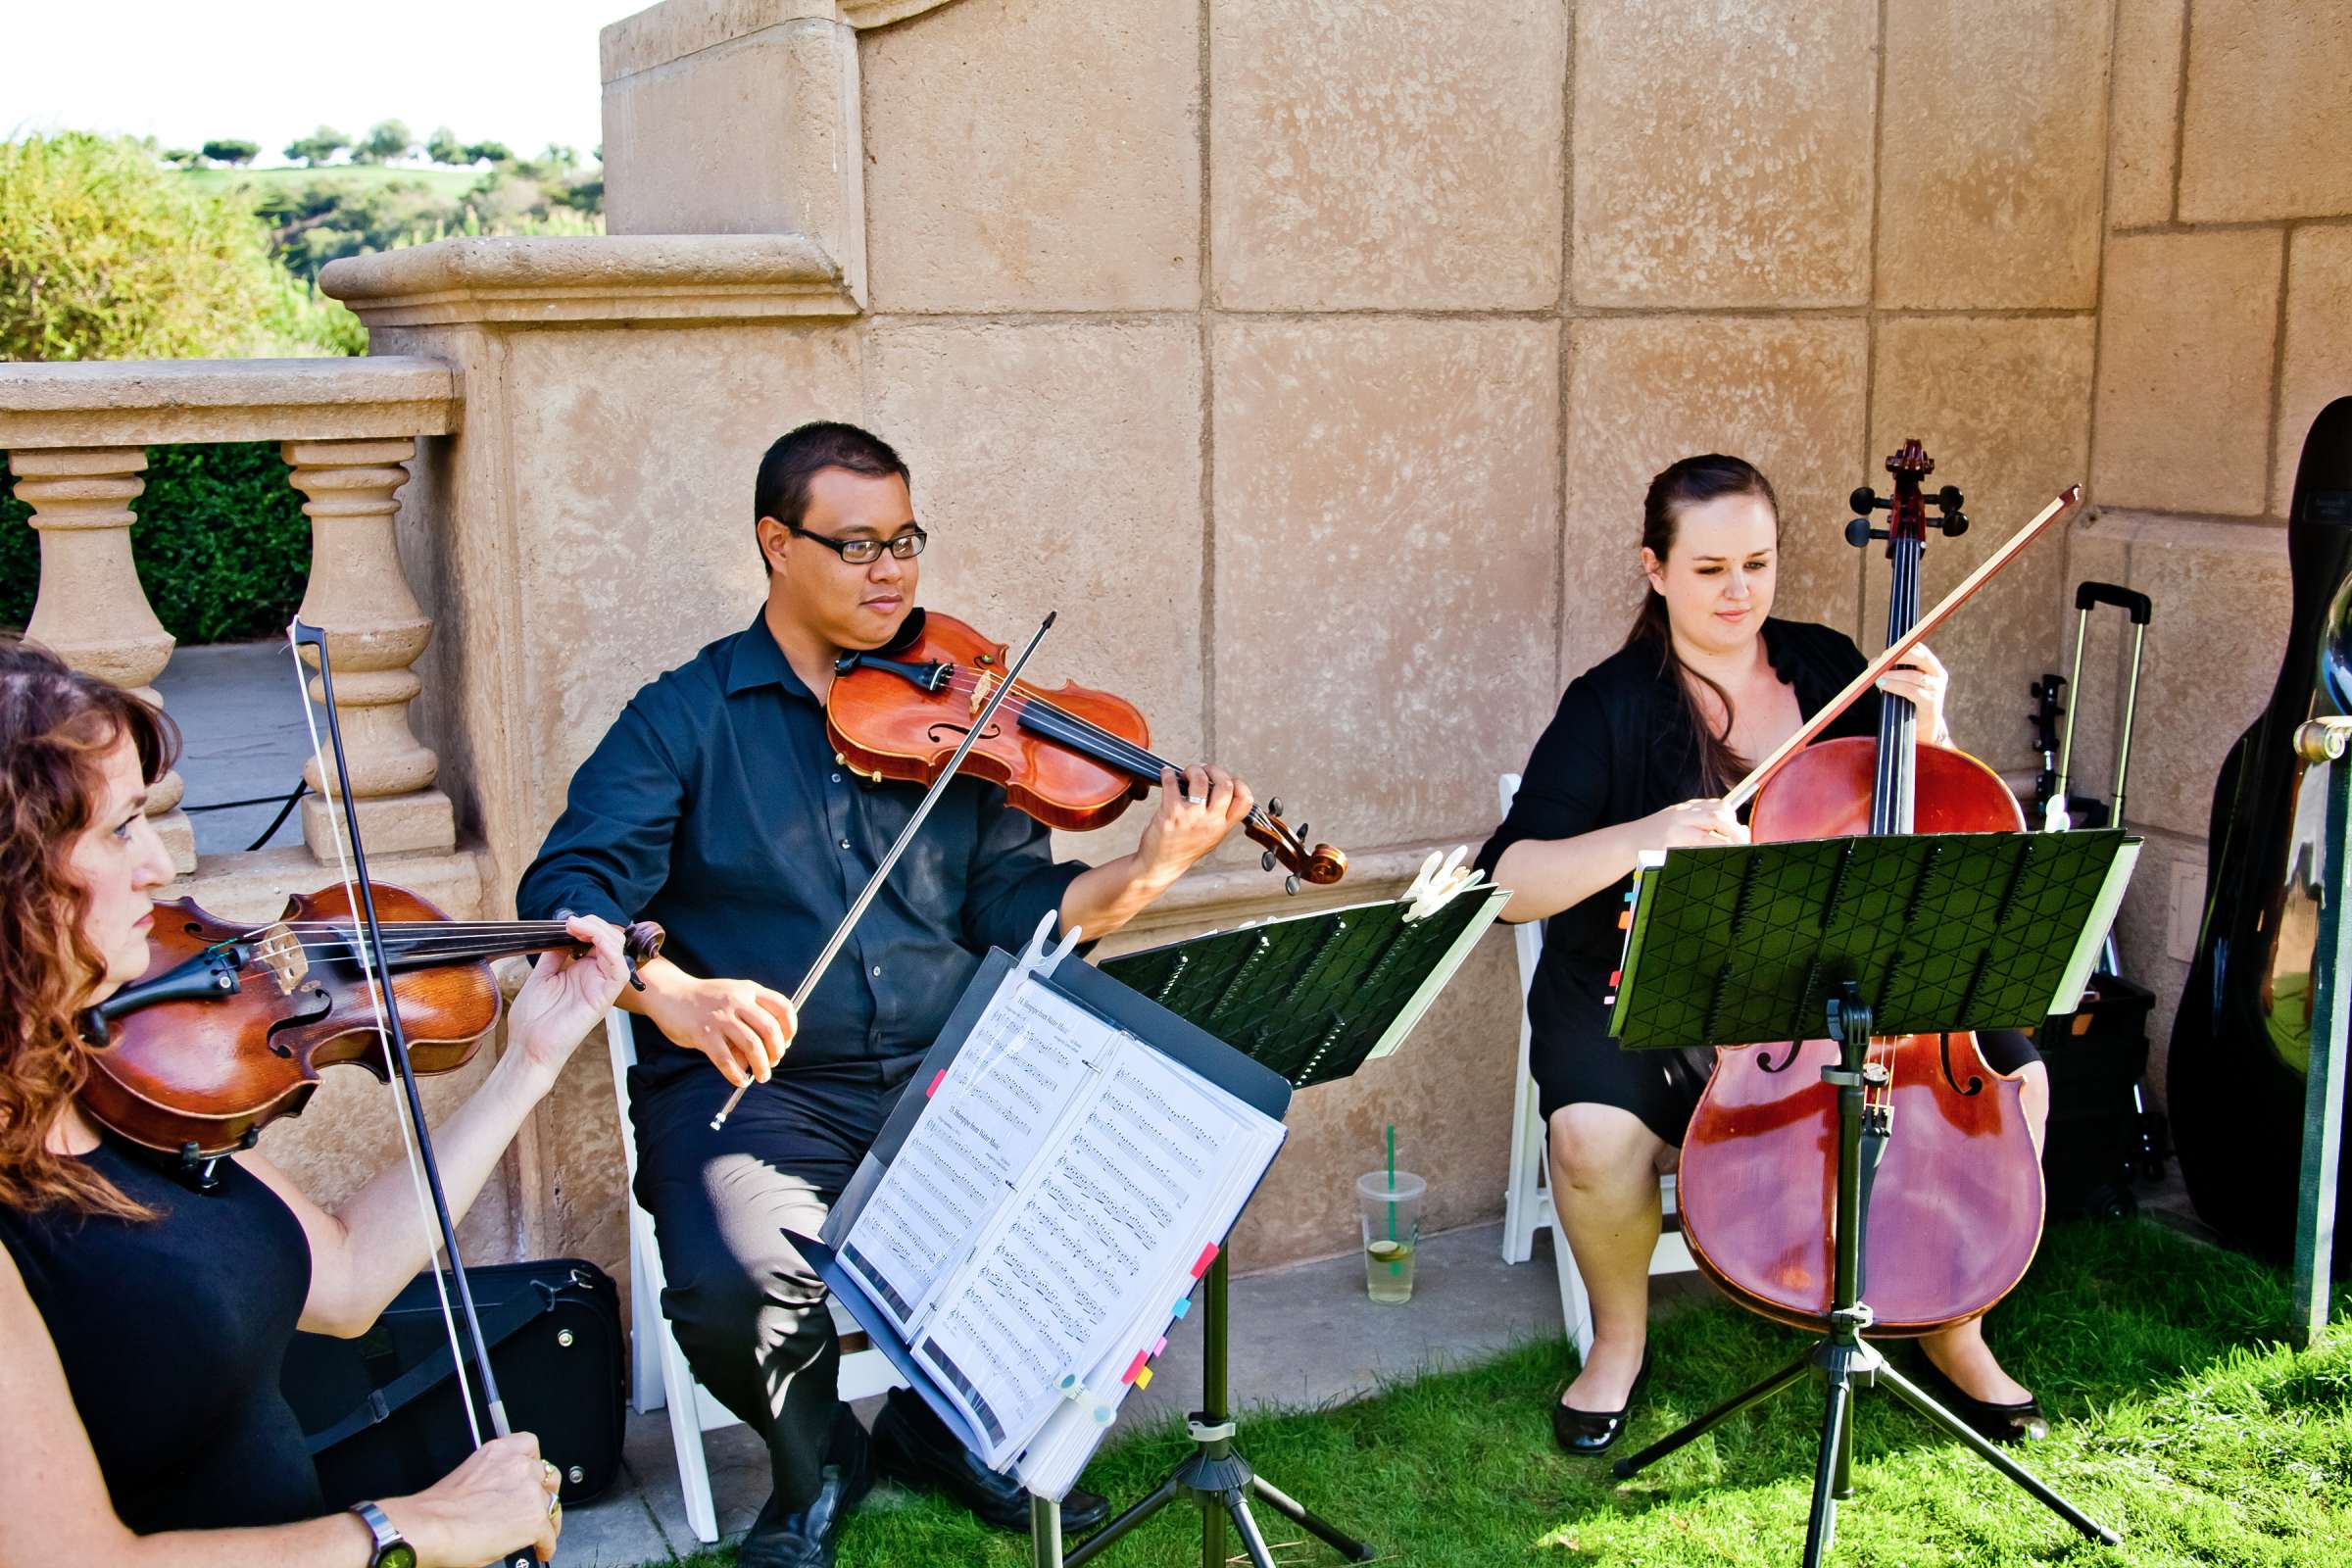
[1055,886,1507,1568]
[1603,831,2137,1567]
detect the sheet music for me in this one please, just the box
[839,980,1115,1336]
[913,1040,1265,1467]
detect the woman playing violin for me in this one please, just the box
[1474,455,2050,1455]
[0,638,630,1567]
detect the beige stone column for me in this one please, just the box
[280,438,455,859]
[10,447,194,872]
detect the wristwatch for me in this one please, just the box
[349,1501,417,1568]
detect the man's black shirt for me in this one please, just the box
[516,612,1086,1094]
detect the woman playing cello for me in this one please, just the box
[1475,455,2049,1455]
[0,638,629,1566]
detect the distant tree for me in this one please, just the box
[355,119,414,165]
[463,139,513,166]
[160,147,200,167]
[200,139,259,167]
[285,125,348,167]
[424,125,466,166]
[539,143,578,172]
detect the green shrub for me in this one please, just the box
[0,132,356,360]
[0,441,313,644]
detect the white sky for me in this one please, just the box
[1,0,634,164]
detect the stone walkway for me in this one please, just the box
[153,640,312,856]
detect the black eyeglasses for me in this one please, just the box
[787,524,928,564]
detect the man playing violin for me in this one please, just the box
[516,420,1258,1566]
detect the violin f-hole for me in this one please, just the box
[925,719,1003,746]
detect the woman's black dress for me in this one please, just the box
[0,1130,320,1533]
[1473,617,2038,1146]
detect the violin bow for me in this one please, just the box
[708,611,1058,1133]
[285,619,512,1447]
[1723,484,2083,813]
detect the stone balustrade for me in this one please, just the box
[0,357,462,876]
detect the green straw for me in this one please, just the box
[1386,1125,1400,1273]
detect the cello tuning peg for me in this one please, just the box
[1942,511,1969,538]
[1286,873,1301,896]
[1936,484,1964,512]
[1267,797,1282,817]
[1261,849,1278,872]
[1844,516,1878,549]
[1849,486,1885,515]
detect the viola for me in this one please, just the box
[1677,441,2048,1336]
[825,608,1347,890]
[79,883,662,1162]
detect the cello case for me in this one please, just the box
[2169,395,2352,1273]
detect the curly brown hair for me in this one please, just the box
[0,637,178,1218]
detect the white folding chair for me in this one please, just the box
[605,1009,905,1544]
[1494,773,1696,1361]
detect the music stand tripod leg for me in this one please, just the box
[1876,1367,2121,1544]
[1611,1356,1811,1478]
[1249,1474,1376,1561]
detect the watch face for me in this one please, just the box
[381,1544,417,1568]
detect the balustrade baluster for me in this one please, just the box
[9,447,195,873]
[280,437,455,859]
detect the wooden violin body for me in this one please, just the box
[80,885,660,1160]
[828,611,1156,834]
[1678,739,2042,1334]
[826,609,1346,888]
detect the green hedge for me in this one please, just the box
[0,441,313,644]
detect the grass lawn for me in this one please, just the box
[675,1219,2351,1567]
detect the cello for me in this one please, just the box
[1676,441,2047,1335]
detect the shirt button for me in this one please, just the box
[839,838,852,851]
[832,772,842,782]
[871,965,882,977]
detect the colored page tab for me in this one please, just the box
[1190,1244,1219,1279]
[925,1067,947,1099]
[1121,1350,1149,1385]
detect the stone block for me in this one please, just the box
[1561,318,1871,685]
[2276,225,2352,514]
[2107,0,2185,227]
[1876,0,2109,309]
[2081,512,2289,839]
[487,322,866,874]
[1211,318,1559,855]
[1209,0,1565,311]
[860,0,1200,312]
[603,15,867,301]
[1866,317,2097,773]
[1228,932,1521,1265]
[1572,0,1877,308]
[2179,0,2352,222]
[865,320,1207,865]
[301,788,458,862]
[2091,228,2283,515]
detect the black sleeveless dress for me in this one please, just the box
[1476,618,2038,1145]
[0,1132,320,1533]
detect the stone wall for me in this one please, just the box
[2063,0,2352,1110]
[315,0,2349,1285]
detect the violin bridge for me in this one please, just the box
[253,922,310,994]
[969,669,1000,717]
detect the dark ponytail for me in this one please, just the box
[1622,454,1781,795]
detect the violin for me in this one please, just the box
[825,608,1347,891]
[1677,441,2048,1336]
[79,882,662,1162]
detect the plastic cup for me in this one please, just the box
[1356,1169,1426,1303]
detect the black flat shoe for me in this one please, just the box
[738,1415,874,1568]
[1907,1353,2047,1446]
[1552,1348,1652,1456]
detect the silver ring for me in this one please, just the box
[1186,796,1205,807]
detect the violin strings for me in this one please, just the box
[956,671,1279,835]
